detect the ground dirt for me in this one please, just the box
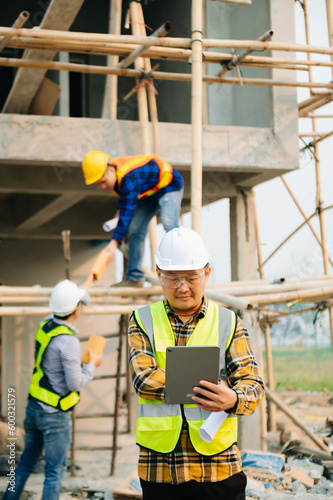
[0,391,332,499]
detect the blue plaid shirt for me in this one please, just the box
[111,158,184,243]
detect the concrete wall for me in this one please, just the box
[206,0,272,128]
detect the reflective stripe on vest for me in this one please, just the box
[133,301,237,455]
[110,155,173,199]
[29,320,80,411]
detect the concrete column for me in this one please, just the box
[59,52,70,117]
[230,189,262,450]
[230,189,257,282]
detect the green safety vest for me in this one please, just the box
[29,319,80,411]
[133,301,238,456]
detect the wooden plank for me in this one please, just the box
[2,0,85,114]
[29,77,61,115]
[290,469,314,488]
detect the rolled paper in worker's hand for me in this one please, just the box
[82,335,106,364]
[103,217,119,232]
[199,411,228,442]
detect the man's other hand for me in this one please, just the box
[192,379,237,412]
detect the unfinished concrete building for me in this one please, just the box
[0,0,298,463]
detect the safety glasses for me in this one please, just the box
[159,270,206,288]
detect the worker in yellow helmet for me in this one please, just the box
[128,227,264,500]
[82,151,184,287]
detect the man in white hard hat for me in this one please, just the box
[3,280,103,500]
[81,151,184,287]
[128,227,264,500]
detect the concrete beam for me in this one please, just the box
[2,0,85,114]
[0,115,299,173]
[16,193,86,230]
[0,164,109,196]
[233,170,288,188]
[0,164,237,203]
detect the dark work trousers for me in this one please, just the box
[140,471,247,500]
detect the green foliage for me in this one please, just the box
[262,346,333,392]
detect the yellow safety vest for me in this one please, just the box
[29,319,80,411]
[133,301,238,455]
[109,155,173,199]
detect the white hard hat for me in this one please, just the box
[155,227,209,271]
[49,279,88,317]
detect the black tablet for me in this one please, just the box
[165,346,220,404]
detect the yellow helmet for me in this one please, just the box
[82,151,111,185]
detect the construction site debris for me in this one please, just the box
[112,470,142,499]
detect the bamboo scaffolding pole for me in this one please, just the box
[0,305,143,316]
[61,230,71,280]
[105,0,122,120]
[128,1,151,157]
[253,193,270,443]
[0,285,163,297]
[299,95,333,117]
[129,1,158,271]
[280,176,333,267]
[300,128,333,149]
[265,387,331,452]
[205,290,248,311]
[306,114,333,118]
[1,279,333,302]
[258,304,331,322]
[261,205,333,267]
[303,0,333,356]
[263,324,276,431]
[299,132,329,137]
[211,0,252,5]
[7,36,333,71]
[243,285,333,307]
[2,56,333,91]
[217,29,273,77]
[5,26,333,55]
[117,21,172,69]
[326,0,333,79]
[0,27,190,47]
[298,93,330,111]
[0,296,150,305]
[209,274,333,288]
[191,0,203,233]
[60,229,76,475]
[202,1,209,126]
[247,62,308,71]
[137,4,160,269]
[3,276,333,298]
[0,11,29,51]
[213,279,333,297]
[110,314,126,476]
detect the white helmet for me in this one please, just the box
[155,227,209,271]
[49,279,88,317]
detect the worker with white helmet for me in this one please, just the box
[81,151,184,287]
[128,227,264,500]
[3,280,103,500]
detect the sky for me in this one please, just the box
[117,0,333,287]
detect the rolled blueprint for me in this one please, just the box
[103,217,119,232]
[199,411,228,442]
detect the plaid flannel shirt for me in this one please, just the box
[111,158,184,244]
[128,297,264,484]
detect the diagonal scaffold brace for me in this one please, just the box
[217,29,274,78]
